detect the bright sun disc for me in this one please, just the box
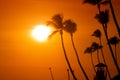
[32,25,51,41]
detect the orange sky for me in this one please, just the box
[0,0,120,80]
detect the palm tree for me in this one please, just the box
[92,29,112,79]
[91,42,101,63]
[108,0,120,37]
[95,10,120,74]
[64,19,89,80]
[109,36,120,63]
[47,14,77,80]
[84,46,96,73]
[83,0,120,37]
[83,0,120,76]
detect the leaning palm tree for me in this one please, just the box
[64,19,89,80]
[95,10,120,74]
[84,46,96,73]
[109,36,120,63]
[83,0,120,37]
[47,14,77,80]
[92,29,112,79]
[108,0,120,37]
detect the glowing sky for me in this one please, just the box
[0,0,120,80]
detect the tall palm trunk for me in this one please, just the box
[60,30,77,80]
[70,34,89,80]
[99,38,112,80]
[102,24,120,74]
[49,68,54,80]
[97,3,101,13]
[90,53,96,73]
[96,49,100,63]
[108,0,120,37]
[67,69,70,80]
[98,0,120,37]
[114,44,117,63]
[97,3,119,77]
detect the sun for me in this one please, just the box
[32,25,51,42]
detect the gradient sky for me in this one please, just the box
[0,0,120,80]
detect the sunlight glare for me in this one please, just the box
[32,25,51,42]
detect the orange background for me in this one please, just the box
[0,0,120,80]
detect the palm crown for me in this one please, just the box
[83,0,108,5]
[63,19,77,35]
[95,9,109,24]
[109,36,120,45]
[92,29,101,38]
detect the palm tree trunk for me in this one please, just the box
[99,38,112,80]
[60,31,77,80]
[108,0,120,37]
[97,3,101,13]
[49,68,54,80]
[90,53,96,73]
[67,69,70,80]
[114,44,117,63]
[102,24,120,74]
[96,49,100,63]
[70,34,89,80]
[97,2,120,75]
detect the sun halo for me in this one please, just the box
[32,25,51,42]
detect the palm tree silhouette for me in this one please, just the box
[47,14,77,80]
[83,0,120,76]
[108,0,120,37]
[91,42,101,63]
[64,19,89,80]
[95,10,120,74]
[109,36,120,63]
[92,29,112,79]
[84,46,96,73]
[95,10,109,25]
[83,0,120,37]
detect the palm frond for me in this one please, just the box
[83,0,102,5]
[109,36,120,45]
[84,47,92,54]
[47,21,59,29]
[95,9,109,24]
[91,42,99,50]
[92,29,101,38]
[95,63,106,67]
[63,19,77,34]
[83,0,108,5]
[48,30,59,39]
[51,14,63,28]
[52,14,63,22]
